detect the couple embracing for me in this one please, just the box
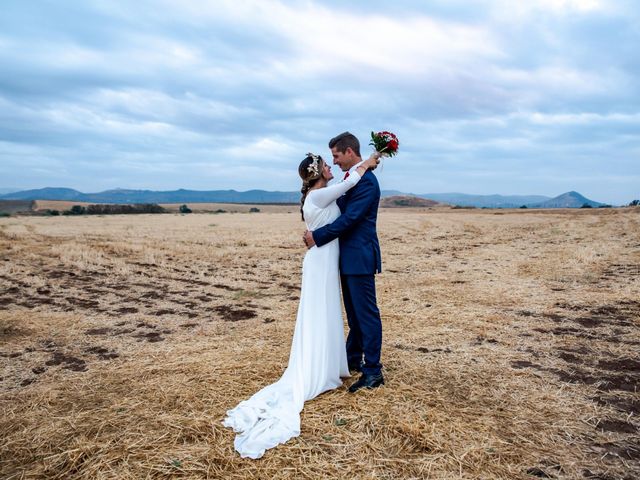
[223,132,385,459]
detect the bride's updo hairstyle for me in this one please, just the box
[299,152,324,221]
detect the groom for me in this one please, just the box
[303,131,384,393]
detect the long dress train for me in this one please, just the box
[222,171,362,459]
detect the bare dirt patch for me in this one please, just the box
[44,352,87,372]
[213,305,257,321]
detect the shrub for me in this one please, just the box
[45,209,60,216]
[249,207,260,213]
[179,204,192,214]
[63,205,86,215]
[0,212,10,218]
[580,203,593,209]
[84,203,166,215]
[70,205,86,215]
[519,205,528,209]
[141,203,164,214]
[630,199,640,207]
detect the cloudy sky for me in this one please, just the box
[1,0,638,204]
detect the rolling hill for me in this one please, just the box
[529,191,605,208]
[415,193,551,209]
[0,188,607,208]
[380,196,441,208]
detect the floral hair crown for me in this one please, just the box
[306,153,322,178]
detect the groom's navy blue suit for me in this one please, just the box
[312,170,383,376]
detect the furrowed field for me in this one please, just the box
[1,207,638,479]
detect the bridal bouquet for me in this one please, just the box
[369,131,399,157]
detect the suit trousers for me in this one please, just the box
[341,274,382,376]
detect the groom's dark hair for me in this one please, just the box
[329,131,360,157]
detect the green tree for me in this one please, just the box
[70,205,86,215]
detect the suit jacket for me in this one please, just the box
[312,170,382,275]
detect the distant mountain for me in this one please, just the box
[381,189,406,197]
[0,188,300,204]
[0,187,607,208]
[380,195,440,208]
[417,193,551,209]
[2,187,86,201]
[80,188,302,204]
[529,191,605,208]
[0,188,20,195]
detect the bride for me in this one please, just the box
[222,151,380,459]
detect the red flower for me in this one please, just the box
[369,130,399,157]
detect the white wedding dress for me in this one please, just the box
[222,170,362,459]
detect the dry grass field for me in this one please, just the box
[1,207,639,479]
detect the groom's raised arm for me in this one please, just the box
[312,175,378,248]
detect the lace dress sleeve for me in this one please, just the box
[307,171,362,209]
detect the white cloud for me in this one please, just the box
[494,66,611,96]
[526,0,604,13]
[223,136,299,164]
[276,7,502,76]
[489,0,607,19]
[527,111,640,125]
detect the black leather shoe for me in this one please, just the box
[348,373,384,393]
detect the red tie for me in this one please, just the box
[344,171,350,180]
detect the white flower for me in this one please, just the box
[306,153,321,177]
